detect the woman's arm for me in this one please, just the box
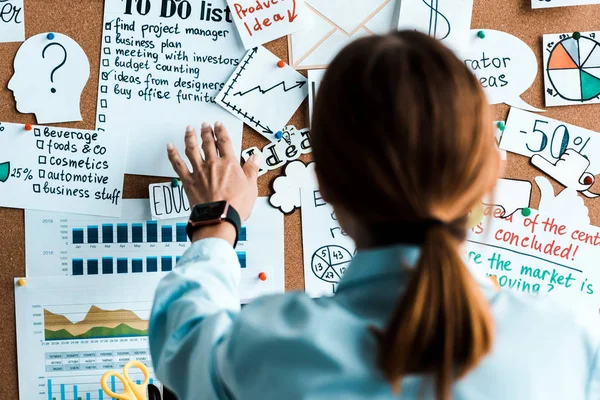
[149,122,259,398]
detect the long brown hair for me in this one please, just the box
[311,31,499,399]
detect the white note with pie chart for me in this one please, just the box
[544,31,600,106]
[300,188,356,297]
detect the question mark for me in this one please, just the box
[42,42,68,94]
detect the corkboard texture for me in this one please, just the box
[0,0,600,397]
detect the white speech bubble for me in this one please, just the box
[463,29,543,113]
[483,178,532,217]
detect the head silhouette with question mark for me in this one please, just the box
[8,32,90,124]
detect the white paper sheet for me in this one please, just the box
[14,274,163,400]
[543,31,600,107]
[97,0,245,177]
[9,32,90,124]
[0,0,24,42]
[241,125,312,177]
[494,121,507,160]
[288,0,399,69]
[396,0,473,54]
[149,181,190,219]
[463,30,542,112]
[483,178,532,218]
[227,0,307,49]
[466,207,600,316]
[500,108,600,177]
[0,122,127,217]
[535,176,590,225]
[25,198,284,302]
[217,46,308,140]
[308,69,325,124]
[300,188,355,297]
[533,0,600,8]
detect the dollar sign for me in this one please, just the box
[422,0,451,41]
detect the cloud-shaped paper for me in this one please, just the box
[269,161,317,214]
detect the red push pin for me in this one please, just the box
[24,123,33,131]
[277,60,286,68]
[258,272,267,281]
[584,176,594,185]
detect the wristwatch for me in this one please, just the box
[186,201,241,246]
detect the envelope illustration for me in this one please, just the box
[288,0,399,70]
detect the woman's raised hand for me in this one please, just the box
[166,122,259,222]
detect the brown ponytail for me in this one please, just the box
[379,223,494,399]
[311,31,500,398]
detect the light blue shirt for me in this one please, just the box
[149,238,600,399]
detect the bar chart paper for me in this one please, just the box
[14,275,162,400]
[25,198,285,302]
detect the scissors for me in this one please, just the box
[101,360,150,400]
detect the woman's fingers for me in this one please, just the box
[184,125,202,171]
[200,122,218,161]
[243,154,260,184]
[166,142,191,179]
[214,121,235,160]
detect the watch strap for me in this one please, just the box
[186,203,241,247]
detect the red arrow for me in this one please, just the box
[287,0,298,22]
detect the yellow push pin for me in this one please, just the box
[468,203,485,229]
[16,278,26,287]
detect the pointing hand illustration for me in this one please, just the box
[531,149,598,198]
[535,176,590,225]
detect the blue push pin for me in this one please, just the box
[274,131,283,140]
[47,32,55,40]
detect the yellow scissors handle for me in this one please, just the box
[101,371,135,400]
[123,360,151,399]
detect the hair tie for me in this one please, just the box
[369,217,467,246]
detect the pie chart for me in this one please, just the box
[547,36,600,102]
[311,245,352,284]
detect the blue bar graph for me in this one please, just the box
[161,256,172,271]
[98,389,103,400]
[88,226,98,244]
[176,256,181,264]
[117,258,128,274]
[132,258,143,273]
[102,224,113,243]
[150,378,154,385]
[237,252,247,268]
[47,379,52,400]
[147,221,158,242]
[147,256,158,272]
[86,393,91,400]
[117,223,128,243]
[73,259,84,275]
[176,223,187,242]
[102,257,113,274]
[162,225,172,242]
[73,228,84,244]
[239,226,247,241]
[111,376,116,393]
[132,223,143,243]
[60,383,65,400]
[88,259,98,275]
[73,384,78,400]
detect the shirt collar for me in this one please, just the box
[336,243,495,293]
[336,244,421,292]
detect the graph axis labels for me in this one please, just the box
[546,33,600,104]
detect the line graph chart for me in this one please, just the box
[217,46,308,141]
[233,80,307,97]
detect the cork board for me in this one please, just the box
[0,0,600,397]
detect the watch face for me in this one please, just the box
[192,201,228,222]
